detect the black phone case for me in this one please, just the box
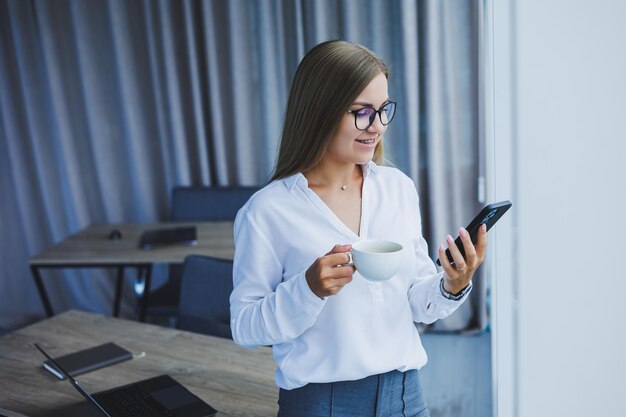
[42,342,132,380]
[436,200,512,266]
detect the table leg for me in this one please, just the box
[30,266,54,317]
[113,266,125,317]
[139,265,153,322]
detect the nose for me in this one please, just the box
[366,114,387,134]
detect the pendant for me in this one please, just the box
[341,185,347,190]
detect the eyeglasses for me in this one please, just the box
[345,101,397,131]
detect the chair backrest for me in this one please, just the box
[171,186,259,221]
[177,255,233,339]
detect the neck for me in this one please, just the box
[305,162,362,190]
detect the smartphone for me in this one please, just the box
[436,200,512,266]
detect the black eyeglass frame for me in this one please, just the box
[345,100,397,131]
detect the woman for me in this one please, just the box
[230,40,486,417]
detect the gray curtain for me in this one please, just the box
[0,0,482,332]
[420,0,483,331]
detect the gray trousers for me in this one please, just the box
[277,369,430,417]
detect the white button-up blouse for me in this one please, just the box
[230,162,470,390]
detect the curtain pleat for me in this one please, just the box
[0,0,482,332]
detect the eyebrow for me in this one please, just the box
[350,99,390,107]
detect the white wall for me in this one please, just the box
[492,1,626,416]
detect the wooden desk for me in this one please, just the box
[0,310,278,417]
[29,222,234,321]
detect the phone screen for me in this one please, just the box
[436,200,512,266]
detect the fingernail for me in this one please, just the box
[459,228,467,238]
[446,235,454,244]
[482,224,487,232]
[439,244,445,252]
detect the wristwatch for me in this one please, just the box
[439,277,472,301]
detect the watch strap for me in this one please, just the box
[439,277,472,301]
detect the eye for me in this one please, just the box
[356,108,374,118]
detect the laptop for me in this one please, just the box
[35,344,217,417]
[139,226,198,250]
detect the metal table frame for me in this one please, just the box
[28,222,234,322]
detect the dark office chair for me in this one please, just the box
[177,255,233,339]
[141,186,258,326]
[171,186,259,221]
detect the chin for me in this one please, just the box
[355,156,374,165]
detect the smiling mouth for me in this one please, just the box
[356,138,376,144]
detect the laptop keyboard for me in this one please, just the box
[102,385,174,417]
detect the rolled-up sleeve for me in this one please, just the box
[229,210,326,348]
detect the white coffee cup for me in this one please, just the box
[351,240,404,282]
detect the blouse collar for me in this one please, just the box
[282,160,380,192]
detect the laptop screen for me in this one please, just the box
[34,344,112,417]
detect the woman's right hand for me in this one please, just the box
[305,244,355,298]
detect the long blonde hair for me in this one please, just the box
[271,40,389,181]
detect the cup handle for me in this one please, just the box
[337,251,353,268]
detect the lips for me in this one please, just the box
[355,138,376,144]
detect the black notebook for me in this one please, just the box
[43,342,132,380]
[139,226,198,250]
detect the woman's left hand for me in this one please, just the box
[438,224,487,295]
